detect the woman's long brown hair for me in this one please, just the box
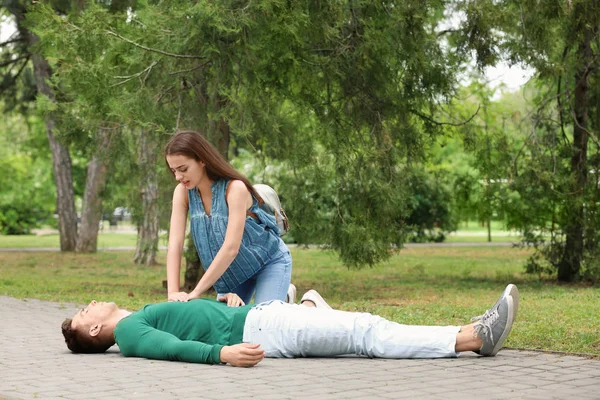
[164,130,263,203]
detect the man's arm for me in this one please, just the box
[121,325,265,367]
[124,325,224,364]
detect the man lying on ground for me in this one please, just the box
[61,285,519,367]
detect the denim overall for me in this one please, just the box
[188,179,291,303]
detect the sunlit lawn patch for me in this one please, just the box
[0,233,140,248]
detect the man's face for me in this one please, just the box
[71,300,118,332]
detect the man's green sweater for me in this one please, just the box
[114,299,252,364]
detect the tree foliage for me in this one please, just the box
[12,0,599,281]
[0,114,54,234]
[455,0,600,281]
[27,0,467,267]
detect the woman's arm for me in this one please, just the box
[166,183,189,301]
[189,180,251,299]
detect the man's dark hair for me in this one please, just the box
[61,318,114,354]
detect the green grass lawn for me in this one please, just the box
[0,231,523,247]
[0,218,522,248]
[0,246,598,356]
[445,220,524,243]
[455,220,509,232]
[444,234,523,243]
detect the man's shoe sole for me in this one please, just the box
[489,295,515,356]
[503,284,519,318]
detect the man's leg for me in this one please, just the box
[295,285,518,357]
[243,301,460,358]
[294,288,511,355]
[243,285,517,359]
[455,324,484,352]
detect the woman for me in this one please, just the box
[164,131,292,305]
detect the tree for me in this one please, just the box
[2,0,78,250]
[456,0,600,281]
[404,168,457,243]
[29,0,474,271]
[75,125,116,252]
[29,0,152,256]
[444,78,525,241]
[134,128,160,265]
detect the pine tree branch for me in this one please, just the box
[0,37,25,48]
[0,56,30,93]
[112,60,159,87]
[410,105,481,127]
[436,29,458,38]
[570,109,600,148]
[156,85,175,104]
[15,56,29,78]
[168,61,211,75]
[105,30,205,59]
[0,54,29,68]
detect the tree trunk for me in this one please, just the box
[183,261,202,291]
[134,128,159,265]
[206,89,230,160]
[76,126,112,253]
[182,233,210,292]
[10,3,78,251]
[558,22,592,282]
[6,4,77,251]
[215,117,231,160]
[30,39,78,251]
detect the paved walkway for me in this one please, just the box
[1,296,599,400]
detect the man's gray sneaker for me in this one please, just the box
[473,291,515,356]
[472,284,519,327]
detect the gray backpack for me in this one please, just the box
[254,184,290,236]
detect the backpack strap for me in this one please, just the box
[246,210,258,220]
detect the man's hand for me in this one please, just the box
[218,293,245,307]
[168,291,190,302]
[220,343,264,367]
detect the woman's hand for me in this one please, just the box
[218,293,246,307]
[168,291,190,302]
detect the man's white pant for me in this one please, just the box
[242,301,460,358]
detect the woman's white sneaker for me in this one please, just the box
[300,290,332,309]
[285,284,297,304]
